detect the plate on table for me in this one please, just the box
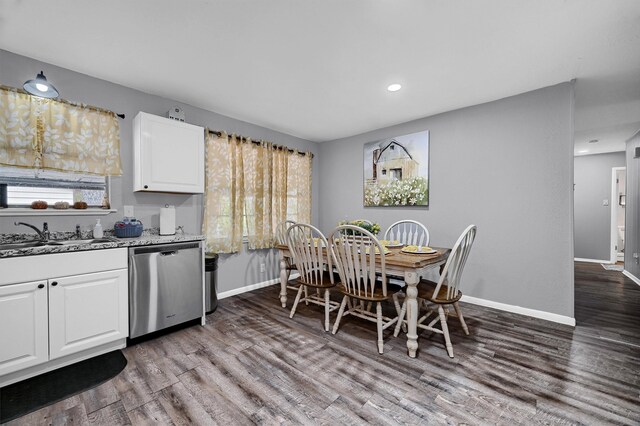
[363,246,392,255]
[401,245,437,255]
[379,239,403,248]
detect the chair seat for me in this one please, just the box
[417,279,462,304]
[296,271,337,289]
[335,282,401,302]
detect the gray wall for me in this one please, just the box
[574,152,626,260]
[319,83,575,318]
[625,130,640,279]
[0,49,320,293]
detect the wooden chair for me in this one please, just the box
[275,220,297,246]
[384,219,430,247]
[330,225,401,353]
[275,220,298,291]
[394,225,477,358]
[384,220,431,322]
[286,223,339,331]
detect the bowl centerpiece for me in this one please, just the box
[337,219,381,235]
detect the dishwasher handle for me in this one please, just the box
[129,241,201,255]
[160,251,177,256]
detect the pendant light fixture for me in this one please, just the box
[23,71,59,98]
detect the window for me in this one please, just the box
[390,168,403,180]
[202,131,312,253]
[0,166,108,208]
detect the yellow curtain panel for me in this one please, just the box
[203,132,246,253]
[203,130,312,254]
[0,86,123,176]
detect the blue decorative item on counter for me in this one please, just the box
[114,217,143,238]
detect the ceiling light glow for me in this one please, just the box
[578,150,589,154]
[387,83,402,92]
[23,71,59,98]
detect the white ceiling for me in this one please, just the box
[1,1,639,149]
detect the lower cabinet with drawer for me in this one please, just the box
[0,248,128,387]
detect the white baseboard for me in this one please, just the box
[219,275,578,327]
[460,295,576,327]
[622,270,640,287]
[574,257,613,264]
[218,273,300,300]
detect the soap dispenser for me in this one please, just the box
[93,219,104,238]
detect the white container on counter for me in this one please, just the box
[160,205,176,235]
[93,219,103,238]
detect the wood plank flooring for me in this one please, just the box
[5,262,640,425]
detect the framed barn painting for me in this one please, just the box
[363,130,429,207]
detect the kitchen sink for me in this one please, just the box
[0,238,118,251]
[0,240,48,250]
[51,238,117,245]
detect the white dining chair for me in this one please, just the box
[275,220,297,246]
[330,225,401,353]
[384,219,431,314]
[394,224,477,358]
[286,223,339,331]
[384,220,430,247]
[275,220,298,290]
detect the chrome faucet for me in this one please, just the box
[14,221,50,240]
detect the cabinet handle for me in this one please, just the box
[38,283,45,289]
[144,185,148,189]
[51,281,58,287]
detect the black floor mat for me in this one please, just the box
[0,350,127,423]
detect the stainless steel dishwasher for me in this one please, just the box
[129,241,203,338]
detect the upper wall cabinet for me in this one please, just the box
[133,112,205,193]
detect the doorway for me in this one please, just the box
[610,167,626,264]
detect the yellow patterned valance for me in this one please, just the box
[0,85,123,176]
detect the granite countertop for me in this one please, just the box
[0,228,205,258]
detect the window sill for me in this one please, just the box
[0,208,118,217]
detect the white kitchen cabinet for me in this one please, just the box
[0,280,49,376]
[133,111,205,193]
[49,269,128,360]
[0,248,128,387]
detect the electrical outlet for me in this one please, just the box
[124,205,134,217]
[260,263,266,273]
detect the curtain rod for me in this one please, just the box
[207,129,313,158]
[0,85,125,119]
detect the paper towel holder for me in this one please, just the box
[160,204,176,236]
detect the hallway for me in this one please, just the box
[574,261,640,349]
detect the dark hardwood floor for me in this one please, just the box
[5,262,640,425]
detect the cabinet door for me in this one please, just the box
[135,112,204,193]
[0,281,48,376]
[49,269,128,360]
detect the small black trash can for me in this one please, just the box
[205,254,218,313]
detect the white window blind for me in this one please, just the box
[0,166,107,207]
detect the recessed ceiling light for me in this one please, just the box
[588,139,599,144]
[387,83,402,92]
